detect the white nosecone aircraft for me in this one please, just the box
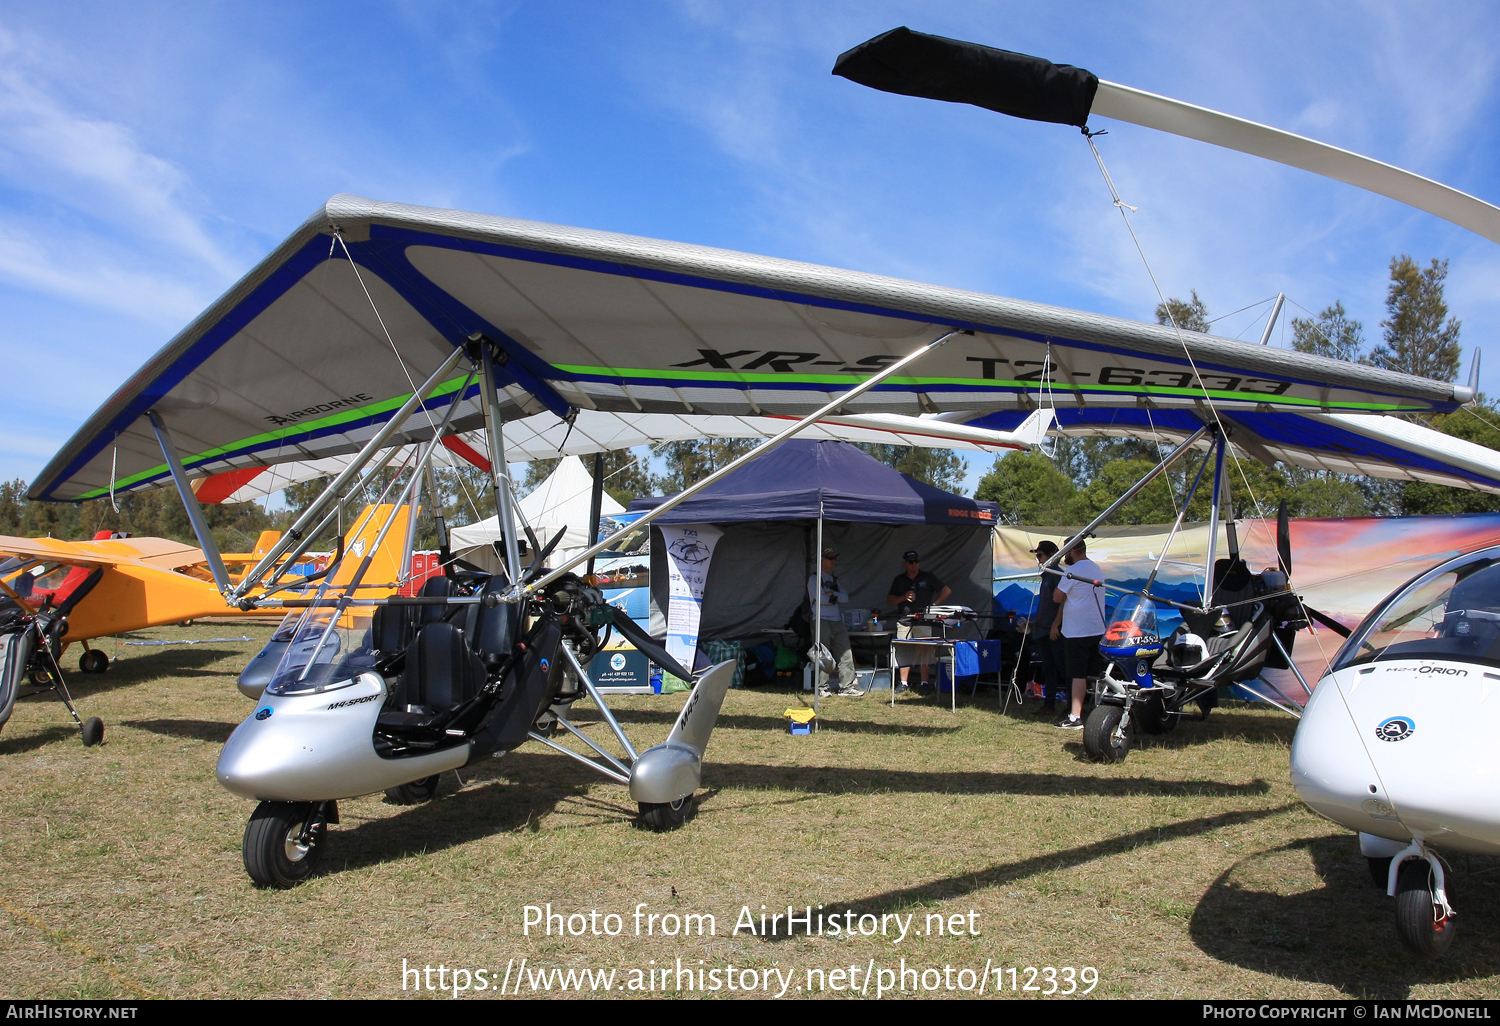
[1292,548,1500,959]
[832,25,1500,963]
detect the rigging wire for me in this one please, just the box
[1206,296,1278,326]
[1081,127,1341,681]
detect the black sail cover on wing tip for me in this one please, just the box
[833,26,1098,128]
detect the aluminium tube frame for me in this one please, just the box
[1144,446,1215,594]
[529,329,967,595]
[813,505,823,723]
[476,335,524,589]
[586,451,605,577]
[229,345,470,602]
[526,730,631,785]
[1256,293,1286,348]
[1037,424,1214,580]
[296,387,469,670]
[560,641,639,763]
[1203,434,1227,603]
[147,411,233,595]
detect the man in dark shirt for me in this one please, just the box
[886,550,951,691]
[1030,540,1067,715]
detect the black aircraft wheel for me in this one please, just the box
[243,801,322,889]
[29,667,51,687]
[1368,856,1393,890]
[1135,693,1179,735]
[1197,687,1219,721]
[1083,704,1133,763]
[80,717,104,747]
[384,775,440,805]
[79,649,108,674]
[1394,859,1456,959]
[638,795,697,832]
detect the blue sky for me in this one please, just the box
[3,1,1499,497]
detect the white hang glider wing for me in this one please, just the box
[968,407,1500,495]
[834,26,1500,245]
[30,196,1470,505]
[187,408,1049,505]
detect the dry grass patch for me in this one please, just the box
[1,621,1498,999]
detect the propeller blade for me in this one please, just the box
[523,527,567,583]
[605,606,696,683]
[1277,499,1292,578]
[1303,606,1351,638]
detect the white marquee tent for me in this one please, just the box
[448,455,624,573]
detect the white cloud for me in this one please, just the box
[0,24,238,320]
[0,224,207,324]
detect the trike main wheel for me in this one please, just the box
[1083,703,1134,763]
[243,801,322,889]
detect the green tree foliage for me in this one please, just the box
[1290,301,1365,362]
[854,444,968,493]
[0,478,283,552]
[1154,290,1210,333]
[1399,401,1500,515]
[520,458,560,495]
[1368,255,1462,382]
[652,439,758,494]
[975,450,1076,524]
[519,450,653,505]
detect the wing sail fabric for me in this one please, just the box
[968,407,1500,495]
[32,196,1470,503]
[190,411,1039,504]
[836,27,1500,246]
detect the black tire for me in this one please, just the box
[1197,687,1219,720]
[1135,693,1179,735]
[79,649,108,674]
[384,775,440,805]
[29,667,51,687]
[243,801,322,889]
[1368,856,1393,890]
[1082,703,1134,763]
[1394,859,1456,959]
[638,795,697,832]
[80,717,104,747]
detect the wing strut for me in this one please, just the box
[148,411,232,595]
[527,329,967,594]
[229,344,470,603]
[1038,424,1213,580]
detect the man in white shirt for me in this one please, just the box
[1049,540,1108,729]
[808,546,857,696]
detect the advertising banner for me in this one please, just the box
[661,524,723,674]
[995,514,1500,696]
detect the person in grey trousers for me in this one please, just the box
[809,546,858,696]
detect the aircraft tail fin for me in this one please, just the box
[1013,408,1056,447]
[330,504,412,588]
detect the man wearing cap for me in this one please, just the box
[1030,540,1067,716]
[886,550,951,691]
[1050,539,1108,730]
[809,547,858,697]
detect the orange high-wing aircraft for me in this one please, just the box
[0,504,411,676]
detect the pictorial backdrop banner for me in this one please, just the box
[661,524,723,673]
[994,514,1500,694]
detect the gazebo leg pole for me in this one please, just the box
[813,509,823,730]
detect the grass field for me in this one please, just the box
[1,621,1498,1000]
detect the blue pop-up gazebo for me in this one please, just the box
[630,440,999,641]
